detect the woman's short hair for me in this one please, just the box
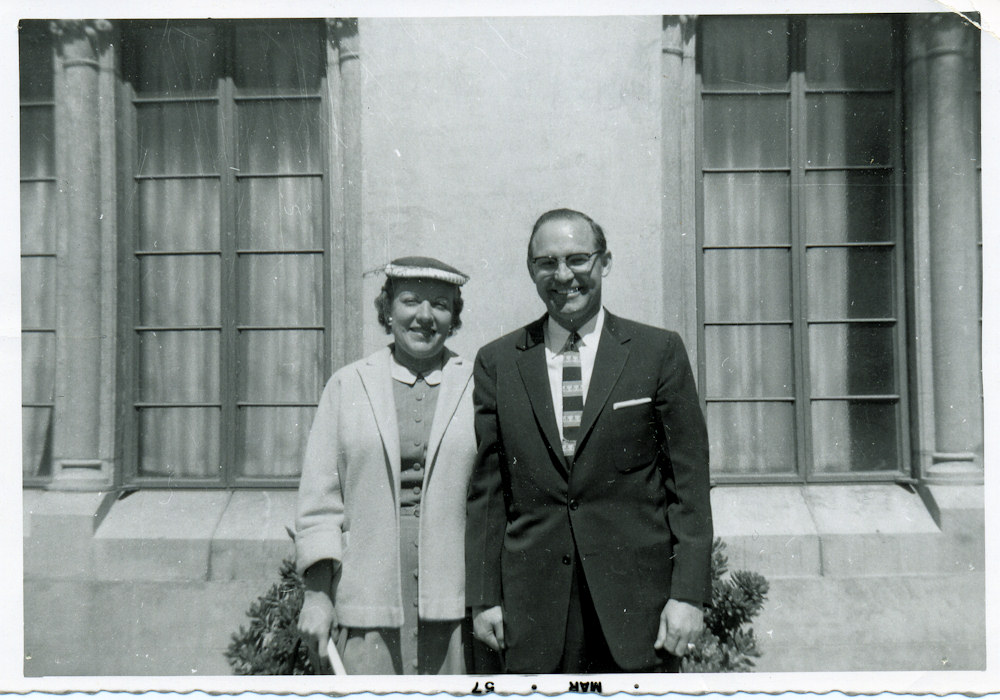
[374,277,464,336]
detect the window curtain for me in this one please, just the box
[132,21,325,481]
[20,21,56,478]
[700,16,901,478]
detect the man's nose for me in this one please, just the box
[554,261,575,282]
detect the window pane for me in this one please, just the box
[806,94,893,167]
[23,407,52,477]
[809,323,896,396]
[703,95,789,169]
[19,20,53,100]
[701,17,789,91]
[238,178,322,249]
[705,325,793,398]
[239,330,323,402]
[704,173,789,246]
[137,102,218,175]
[234,23,322,93]
[21,257,55,328]
[806,246,894,319]
[133,24,219,96]
[237,101,321,173]
[237,253,322,325]
[139,255,220,326]
[811,400,898,473]
[22,332,55,403]
[804,171,893,244]
[239,406,315,478]
[806,16,893,90]
[21,106,54,178]
[704,249,791,322]
[138,408,221,478]
[708,402,797,475]
[21,182,56,252]
[138,180,220,250]
[138,331,220,402]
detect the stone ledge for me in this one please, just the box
[92,491,232,581]
[25,489,299,583]
[210,490,297,581]
[23,490,114,579]
[711,483,983,578]
[711,486,821,577]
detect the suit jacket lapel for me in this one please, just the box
[425,351,473,473]
[357,348,401,493]
[576,313,630,453]
[516,317,565,466]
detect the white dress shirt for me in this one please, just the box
[544,307,605,439]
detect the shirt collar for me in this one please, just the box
[390,350,444,386]
[545,307,605,353]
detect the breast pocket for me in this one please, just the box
[606,401,661,473]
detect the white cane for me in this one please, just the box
[326,635,348,675]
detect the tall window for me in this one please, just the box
[697,16,907,481]
[20,21,56,483]
[119,20,331,486]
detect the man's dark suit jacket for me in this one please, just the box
[466,311,713,672]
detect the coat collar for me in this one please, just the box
[515,310,632,465]
[356,346,471,492]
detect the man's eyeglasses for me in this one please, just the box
[530,251,602,275]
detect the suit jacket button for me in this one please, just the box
[569,499,579,510]
[562,555,572,565]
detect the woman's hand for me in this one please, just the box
[298,559,339,673]
[298,589,338,673]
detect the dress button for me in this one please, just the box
[416,394,424,402]
[414,415,423,423]
[413,486,421,495]
[562,555,572,565]
[413,440,422,447]
[569,499,579,510]
[412,462,422,471]
[413,506,420,517]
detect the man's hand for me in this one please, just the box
[472,605,505,653]
[298,589,338,673]
[654,599,704,657]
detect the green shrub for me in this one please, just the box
[226,558,314,675]
[226,539,768,674]
[680,538,770,672]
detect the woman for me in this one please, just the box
[295,256,476,675]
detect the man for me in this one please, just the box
[466,208,713,673]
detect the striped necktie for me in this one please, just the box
[561,331,584,460]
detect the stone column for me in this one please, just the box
[50,20,114,489]
[924,14,983,482]
[661,16,699,352]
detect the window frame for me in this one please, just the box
[116,19,334,488]
[695,14,911,484]
[20,19,57,487]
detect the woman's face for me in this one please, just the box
[390,278,456,361]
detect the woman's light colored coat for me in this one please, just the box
[295,347,476,627]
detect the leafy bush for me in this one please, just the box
[226,539,768,674]
[680,538,770,672]
[226,558,314,675]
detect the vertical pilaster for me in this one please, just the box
[50,20,115,489]
[326,18,364,369]
[661,16,699,354]
[923,14,983,481]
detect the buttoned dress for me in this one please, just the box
[296,346,477,674]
